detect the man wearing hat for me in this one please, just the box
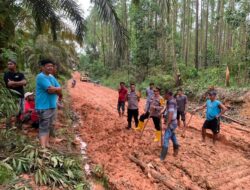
[35,59,62,148]
[136,87,165,142]
[195,90,227,145]
[3,59,27,128]
[22,92,39,128]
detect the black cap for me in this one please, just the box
[40,59,55,66]
[208,91,217,96]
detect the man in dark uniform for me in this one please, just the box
[4,60,27,128]
[126,83,140,130]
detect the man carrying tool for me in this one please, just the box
[136,87,165,142]
[145,83,154,112]
[160,90,179,161]
[126,83,140,129]
[176,88,188,136]
[118,82,128,117]
[194,91,227,145]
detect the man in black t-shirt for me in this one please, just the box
[3,60,27,128]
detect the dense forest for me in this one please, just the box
[0,0,125,188]
[82,0,250,90]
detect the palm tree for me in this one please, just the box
[0,0,127,70]
[91,0,128,53]
[22,0,126,47]
[1,0,126,46]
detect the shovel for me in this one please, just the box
[181,113,194,138]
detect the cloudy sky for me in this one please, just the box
[78,0,92,17]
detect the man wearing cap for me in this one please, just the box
[194,91,227,144]
[3,60,27,128]
[136,87,165,142]
[22,92,39,128]
[36,59,62,148]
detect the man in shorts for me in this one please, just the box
[195,91,227,144]
[36,59,62,148]
[117,82,127,117]
[176,88,187,128]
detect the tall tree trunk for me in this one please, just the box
[122,0,129,67]
[101,23,106,66]
[204,0,209,68]
[189,0,194,62]
[195,0,199,70]
[171,1,178,79]
[214,0,221,49]
[217,0,224,64]
[209,0,215,45]
[199,0,203,65]
[185,0,191,66]
[181,0,186,59]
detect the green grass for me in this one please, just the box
[0,162,14,184]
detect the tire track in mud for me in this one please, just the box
[68,72,250,190]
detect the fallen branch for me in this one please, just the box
[129,155,201,190]
[222,115,247,126]
[129,155,178,190]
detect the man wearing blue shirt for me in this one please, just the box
[36,59,62,148]
[195,91,227,145]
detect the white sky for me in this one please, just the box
[78,0,92,17]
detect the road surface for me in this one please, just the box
[68,72,250,190]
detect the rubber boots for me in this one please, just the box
[134,121,144,131]
[154,131,161,142]
[173,144,179,157]
[160,146,168,161]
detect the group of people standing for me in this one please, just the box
[3,59,62,148]
[117,82,227,161]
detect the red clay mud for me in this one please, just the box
[68,72,250,190]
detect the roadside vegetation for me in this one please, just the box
[80,0,250,95]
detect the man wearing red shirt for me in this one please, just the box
[22,92,39,128]
[117,82,128,117]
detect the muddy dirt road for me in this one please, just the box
[68,72,250,190]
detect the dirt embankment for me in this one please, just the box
[68,72,250,190]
